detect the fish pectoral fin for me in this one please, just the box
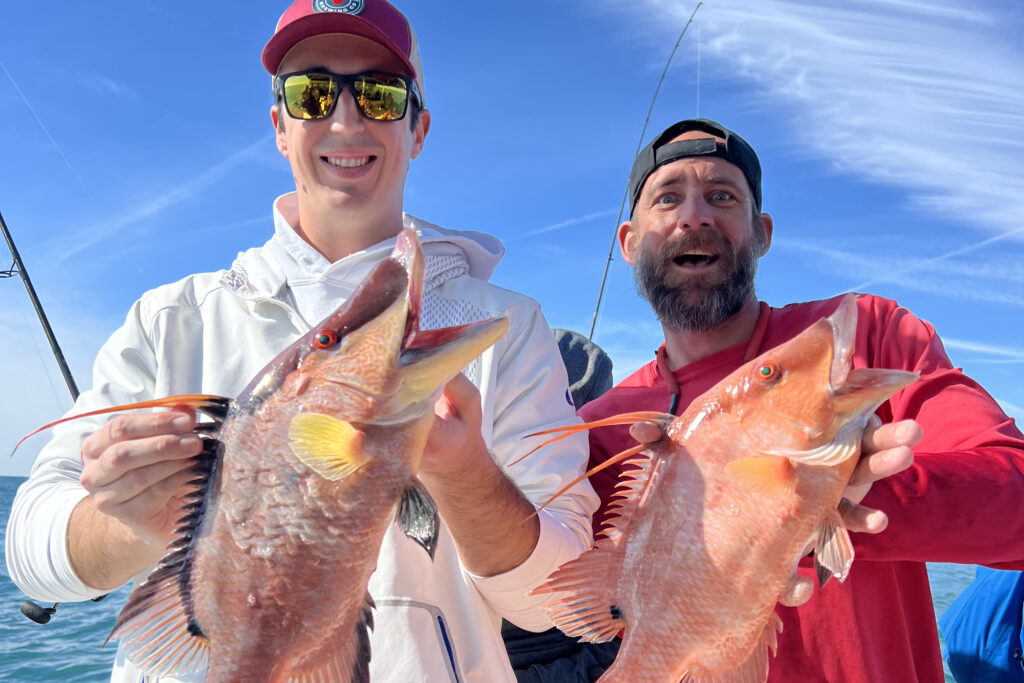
[397,479,439,560]
[288,413,370,481]
[725,456,797,497]
[814,507,855,585]
[287,591,374,683]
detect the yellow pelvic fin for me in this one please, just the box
[288,413,370,481]
[725,455,797,497]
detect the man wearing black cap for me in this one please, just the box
[6,2,597,681]
[577,118,1024,681]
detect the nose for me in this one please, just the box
[328,86,368,133]
[673,194,715,233]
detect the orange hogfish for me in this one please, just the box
[18,229,507,682]
[527,294,916,682]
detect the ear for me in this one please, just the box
[271,105,289,158]
[757,212,773,256]
[410,109,431,160]
[618,221,637,265]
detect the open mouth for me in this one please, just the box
[323,156,375,169]
[672,253,719,268]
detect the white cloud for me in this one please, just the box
[774,237,1024,306]
[509,208,619,241]
[604,0,1024,239]
[997,399,1024,422]
[942,337,1024,363]
[47,133,275,266]
[80,74,136,98]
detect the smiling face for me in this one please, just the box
[619,131,773,332]
[271,33,429,256]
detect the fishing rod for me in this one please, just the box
[1,208,108,624]
[587,2,703,340]
[1,209,79,400]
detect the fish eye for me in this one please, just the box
[756,363,779,382]
[314,330,339,349]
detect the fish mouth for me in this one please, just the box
[827,294,918,416]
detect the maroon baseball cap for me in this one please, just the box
[262,0,424,101]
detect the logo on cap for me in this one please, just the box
[313,0,365,15]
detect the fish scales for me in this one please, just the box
[530,294,917,683]
[188,410,429,680]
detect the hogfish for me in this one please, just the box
[17,229,507,682]
[527,294,917,682]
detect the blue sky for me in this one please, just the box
[2,0,1022,478]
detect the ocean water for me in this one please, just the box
[0,475,973,682]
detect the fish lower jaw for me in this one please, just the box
[372,400,436,426]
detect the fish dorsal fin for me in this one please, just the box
[397,479,439,560]
[765,420,861,467]
[286,592,375,683]
[814,507,855,586]
[597,454,659,543]
[725,456,797,497]
[528,538,627,643]
[106,439,221,677]
[288,413,371,480]
[527,453,664,644]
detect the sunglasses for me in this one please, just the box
[275,70,420,122]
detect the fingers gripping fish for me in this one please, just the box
[524,294,917,683]
[15,230,508,683]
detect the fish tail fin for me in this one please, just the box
[11,394,231,456]
[529,537,626,643]
[508,411,673,467]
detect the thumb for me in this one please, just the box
[437,373,481,419]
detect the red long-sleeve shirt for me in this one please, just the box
[580,293,1024,683]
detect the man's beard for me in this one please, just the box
[631,228,762,333]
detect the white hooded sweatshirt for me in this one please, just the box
[6,195,598,683]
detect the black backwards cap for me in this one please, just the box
[627,118,762,215]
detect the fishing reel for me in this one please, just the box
[20,594,109,625]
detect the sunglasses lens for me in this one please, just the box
[354,76,409,121]
[281,73,337,120]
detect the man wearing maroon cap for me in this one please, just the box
[6,2,597,681]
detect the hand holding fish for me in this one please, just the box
[72,409,206,589]
[841,414,921,531]
[420,373,542,576]
[421,373,488,480]
[629,413,921,535]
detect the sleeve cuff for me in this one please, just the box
[6,481,103,602]
[468,508,588,631]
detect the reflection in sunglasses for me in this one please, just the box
[277,71,415,122]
